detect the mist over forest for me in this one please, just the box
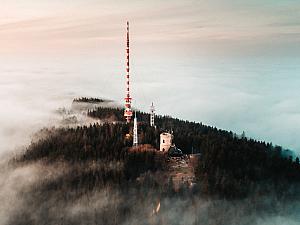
[0,99,299,225]
[1,1,300,223]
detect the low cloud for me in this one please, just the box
[1,160,299,225]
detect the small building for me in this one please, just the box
[160,132,173,152]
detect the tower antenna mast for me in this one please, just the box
[150,102,155,127]
[133,111,138,146]
[124,21,133,123]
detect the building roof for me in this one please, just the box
[168,145,183,157]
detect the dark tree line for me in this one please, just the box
[17,122,166,187]
[73,97,111,103]
[13,121,171,225]
[20,123,130,162]
[195,133,300,198]
[16,106,300,199]
[9,105,300,225]
[88,107,300,198]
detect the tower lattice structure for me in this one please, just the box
[133,111,138,146]
[124,21,133,123]
[150,102,155,127]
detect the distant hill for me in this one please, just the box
[73,97,112,103]
[71,97,118,112]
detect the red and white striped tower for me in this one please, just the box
[124,21,133,123]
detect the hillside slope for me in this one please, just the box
[8,103,300,225]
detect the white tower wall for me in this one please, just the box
[160,132,173,152]
[133,112,138,146]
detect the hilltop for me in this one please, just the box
[9,98,300,225]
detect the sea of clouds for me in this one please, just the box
[0,54,300,224]
[1,55,300,157]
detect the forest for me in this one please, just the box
[9,105,300,225]
[88,107,300,198]
[18,106,300,198]
[73,97,110,103]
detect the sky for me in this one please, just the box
[0,0,300,155]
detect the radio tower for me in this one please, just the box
[133,111,138,146]
[124,21,133,123]
[150,102,155,127]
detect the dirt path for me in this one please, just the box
[168,156,196,191]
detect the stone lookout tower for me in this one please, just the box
[160,132,173,152]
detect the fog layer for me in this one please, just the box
[1,55,300,156]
